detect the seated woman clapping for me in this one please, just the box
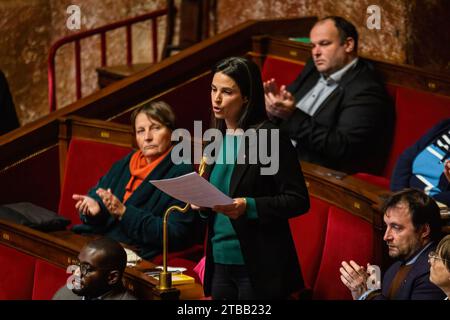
[72,101,199,260]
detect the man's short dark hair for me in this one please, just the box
[382,189,442,242]
[86,237,127,274]
[319,16,359,52]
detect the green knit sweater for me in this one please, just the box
[210,135,257,265]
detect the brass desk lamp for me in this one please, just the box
[156,157,207,293]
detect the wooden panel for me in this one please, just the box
[301,161,388,267]
[110,71,213,133]
[0,145,60,211]
[302,162,389,218]
[0,219,203,300]
[58,116,133,147]
[58,116,134,190]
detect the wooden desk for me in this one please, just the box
[0,219,204,300]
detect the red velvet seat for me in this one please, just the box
[261,56,305,85]
[58,138,132,227]
[312,206,374,300]
[352,172,390,189]
[0,244,36,299]
[289,196,329,290]
[384,86,450,178]
[32,259,68,300]
[355,84,450,186]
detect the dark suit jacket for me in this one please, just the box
[0,70,20,135]
[52,285,137,300]
[376,243,445,300]
[281,59,394,175]
[202,121,310,299]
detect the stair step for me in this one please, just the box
[96,63,152,88]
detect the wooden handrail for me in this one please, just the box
[0,218,203,299]
[48,8,169,112]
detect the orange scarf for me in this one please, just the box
[123,147,172,203]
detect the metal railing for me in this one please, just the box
[47,8,168,112]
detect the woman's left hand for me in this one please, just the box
[213,198,247,220]
[96,188,126,219]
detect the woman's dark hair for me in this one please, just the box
[130,100,176,134]
[211,56,267,133]
[382,188,443,242]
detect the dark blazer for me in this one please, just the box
[281,59,394,175]
[376,243,445,300]
[202,121,310,299]
[391,119,450,206]
[72,151,199,260]
[0,70,20,135]
[52,285,137,300]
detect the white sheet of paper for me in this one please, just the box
[150,172,233,208]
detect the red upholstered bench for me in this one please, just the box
[32,259,68,300]
[261,55,305,85]
[0,243,68,300]
[0,244,36,299]
[289,196,329,290]
[383,86,450,178]
[352,172,390,189]
[58,138,132,226]
[355,85,450,186]
[312,206,374,300]
[289,197,375,300]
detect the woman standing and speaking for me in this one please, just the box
[194,57,310,300]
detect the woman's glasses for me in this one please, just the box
[428,251,450,264]
[74,261,112,276]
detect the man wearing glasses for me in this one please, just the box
[53,237,136,300]
[340,189,446,300]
